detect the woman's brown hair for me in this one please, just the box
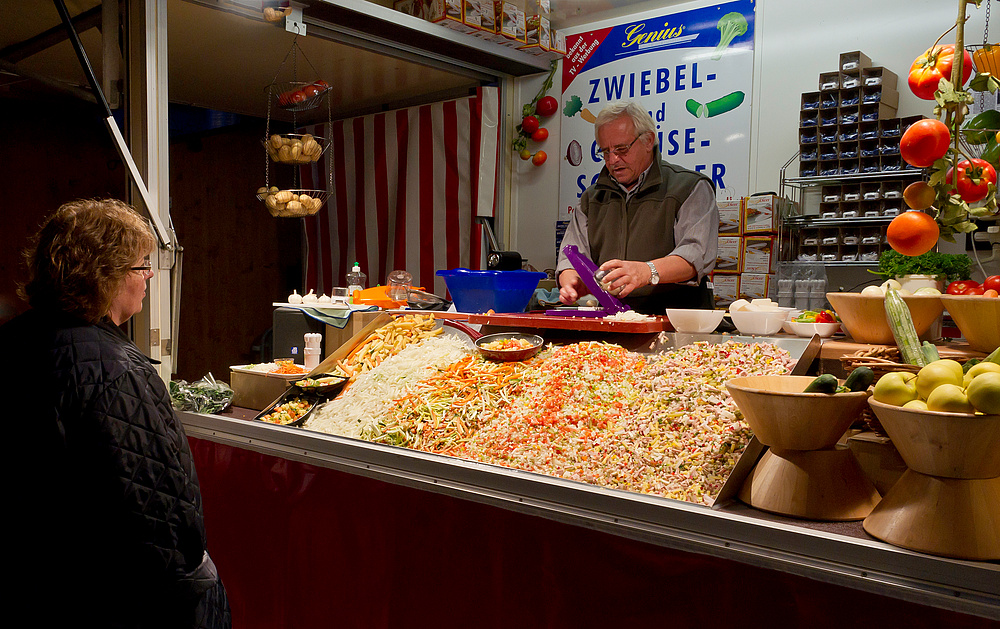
[20,199,156,323]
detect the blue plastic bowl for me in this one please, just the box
[437,268,546,313]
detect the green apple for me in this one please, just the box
[916,360,965,400]
[963,362,1000,388]
[925,383,975,413]
[873,371,919,406]
[966,372,1000,415]
[903,398,928,411]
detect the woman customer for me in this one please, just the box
[0,199,230,629]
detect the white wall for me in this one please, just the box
[511,0,995,274]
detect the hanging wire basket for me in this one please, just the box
[269,80,332,113]
[968,43,1000,76]
[263,132,330,164]
[257,188,331,217]
[256,36,334,217]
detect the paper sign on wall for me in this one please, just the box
[558,0,755,221]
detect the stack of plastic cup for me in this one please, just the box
[304,333,322,371]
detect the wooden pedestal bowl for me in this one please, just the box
[826,292,943,345]
[863,400,1000,560]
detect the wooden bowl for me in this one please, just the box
[739,447,880,521]
[726,375,870,451]
[826,292,943,345]
[867,399,1000,479]
[940,295,1000,353]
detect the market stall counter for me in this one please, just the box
[181,327,999,627]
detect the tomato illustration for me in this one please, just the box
[900,118,951,168]
[945,158,998,203]
[908,45,973,100]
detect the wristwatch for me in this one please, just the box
[646,261,660,285]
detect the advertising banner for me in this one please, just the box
[559,0,755,221]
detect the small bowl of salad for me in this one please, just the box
[783,309,842,338]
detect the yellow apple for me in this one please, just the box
[966,372,1000,415]
[903,399,928,411]
[963,362,1000,388]
[916,360,965,400]
[873,371,918,406]
[925,383,975,413]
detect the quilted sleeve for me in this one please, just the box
[84,362,208,580]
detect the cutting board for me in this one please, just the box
[467,312,671,333]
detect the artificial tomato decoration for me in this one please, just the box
[946,158,998,203]
[290,90,306,103]
[531,128,549,142]
[908,44,974,100]
[947,279,979,295]
[521,115,540,135]
[899,118,951,168]
[311,79,329,90]
[963,285,986,296]
[531,150,547,166]
[983,275,1000,293]
[301,84,322,99]
[535,95,559,117]
[518,148,532,161]
[886,210,940,257]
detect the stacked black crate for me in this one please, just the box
[794,52,924,264]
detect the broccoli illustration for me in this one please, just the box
[563,95,583,117]
[712,12,747,61]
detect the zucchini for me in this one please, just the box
[804,373,839,393]
[843,366,875,392]
[921,341,940,363]
[884,288,927,367]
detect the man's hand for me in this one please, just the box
[594,259,651,298]
[558,269,588,305]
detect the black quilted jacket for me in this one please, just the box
[0,309,230,628]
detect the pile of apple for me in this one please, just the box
[873,358,1000,415]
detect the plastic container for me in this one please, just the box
[436,268,546,313]
[346,262,367,299]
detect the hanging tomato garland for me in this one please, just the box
[513,61,558,166]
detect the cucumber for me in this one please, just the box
[884,288,927,367]
[921,341,940,363]
[843,366,875,392]
[803,373,839,393]
[985,345,1000,365]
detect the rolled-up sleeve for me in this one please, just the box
[555,204,590,275]
[668,180,718,282]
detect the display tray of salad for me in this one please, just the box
[253,391,322,426]
[783,310,843,338]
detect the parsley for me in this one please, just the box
[870,250,972,284]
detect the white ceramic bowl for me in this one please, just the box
[730,309,786,336]
[783,320,842,338]
[665,308,725,333]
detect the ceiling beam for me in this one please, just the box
[0,5,102,63]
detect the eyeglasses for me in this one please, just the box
[599,134,643,160]
[131,258,152,273]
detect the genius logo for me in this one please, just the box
[623,22,686,49]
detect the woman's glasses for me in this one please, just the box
[131,258,152,272]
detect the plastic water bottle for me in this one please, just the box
[346,262,366,300]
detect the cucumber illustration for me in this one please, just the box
[683,91,745,119]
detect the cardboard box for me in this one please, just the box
[495,2,525,46]
[518,14,550,54]
[230,370,293,411]
[711,272,739,308]
[742,194,789,234]
[393,0,448,21]
[718,199,741,235]
[470,0,497,39]
[741,235,778,274]
[738,273,776,301]
[716,235,742,272]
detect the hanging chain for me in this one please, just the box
[978,0,991,111]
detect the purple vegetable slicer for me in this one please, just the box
[546,245,631,317]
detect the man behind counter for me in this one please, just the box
[557,101,719,314]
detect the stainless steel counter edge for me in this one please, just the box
[180,411,1000,620]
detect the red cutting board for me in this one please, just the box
[467,312,672,333]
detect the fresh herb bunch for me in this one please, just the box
[871,249,973,282]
